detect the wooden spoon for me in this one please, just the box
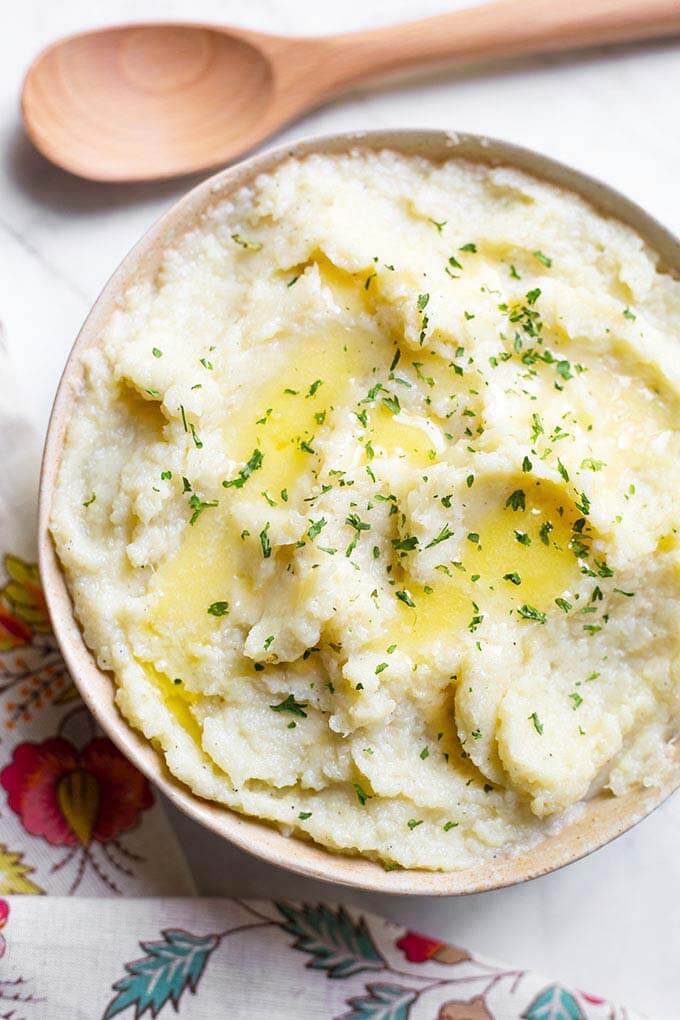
[22,0,680,182]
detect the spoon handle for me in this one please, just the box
[317,0,680,94]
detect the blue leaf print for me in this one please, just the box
[338,983,418,1020]
[103,929,219,1019]
[522,984,585,1020]
[276,902,386,978]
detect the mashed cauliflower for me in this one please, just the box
[51,150,680,870]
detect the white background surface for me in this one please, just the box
[1,3,678,1016]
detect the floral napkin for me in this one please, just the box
[0,896,643,1019]
[0,316,645,1019]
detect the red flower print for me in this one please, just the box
[0,737,153,847]
[396,931,470,965]
[580,991,606,1005]
[0,898,8,959]
[0,602,32,651]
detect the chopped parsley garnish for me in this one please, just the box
[82,492,96,508]
[307,518,327,540]
[207,601,229,617]
[200,357,213,370]
[152,347,162,358]
[298,811,312,820]
[505,489,526,512]
[514,530,531,546]
[443,821,458,831]
[419,747,429,759]
[557,459,569,483]
[375,662,389,674]
[539,521,553,546]
[425,524,454,549]
[354,783,371,806]
[467,532,480,545]
[555,597,572,613]
[503,572,522,585]
[407,819,423,830]
[188,494,218,525]
[392,535,419,552]
[518,604,546,623]
[189,424,202,449]
[522,456,532,473]
[569,692,583,709]
[459,242,477,253]
[531,412,544,442]
[160,470,172,481]
[259,522,272,558]
[395,589,416,608]
[306,379,323,398]
[223,448,263,488]
[533,250,552,268]
[428,218,447,232]
[271,694,307,717]
[231,233,262,251]
[623,306,636,320]
[381,394,401,414]
[529,711,544,734]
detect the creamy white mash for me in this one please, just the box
[51,150,680,870]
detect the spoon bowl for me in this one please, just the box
[22,25,277,181]
[22,0,680,182]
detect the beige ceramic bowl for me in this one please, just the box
[38,130,680,895]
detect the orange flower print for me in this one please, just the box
[438,997,492,1020]
[396,930,470,965]
[1,737,153,893]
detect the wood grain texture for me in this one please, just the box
[37,129,680,896]
[22,0,680,182]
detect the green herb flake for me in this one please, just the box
[152,347,162,358]
[505,489,526,512]
[354,783,371,806]
[223,448,264,489]
[188,494,218,526]
[529,711,544,734]
[533,250,552,268]
[82,492,96,508]
[271,694,307,717]
[425,524,454,550]
[518,604,546,623]
[503,572,522,586]
[259,522,272,559]
[231,233,262,251]
[395,589,416,608]
[207,601,229,617]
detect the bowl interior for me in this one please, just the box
[38,129,680,895]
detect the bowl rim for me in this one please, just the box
[38,127,680,896]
